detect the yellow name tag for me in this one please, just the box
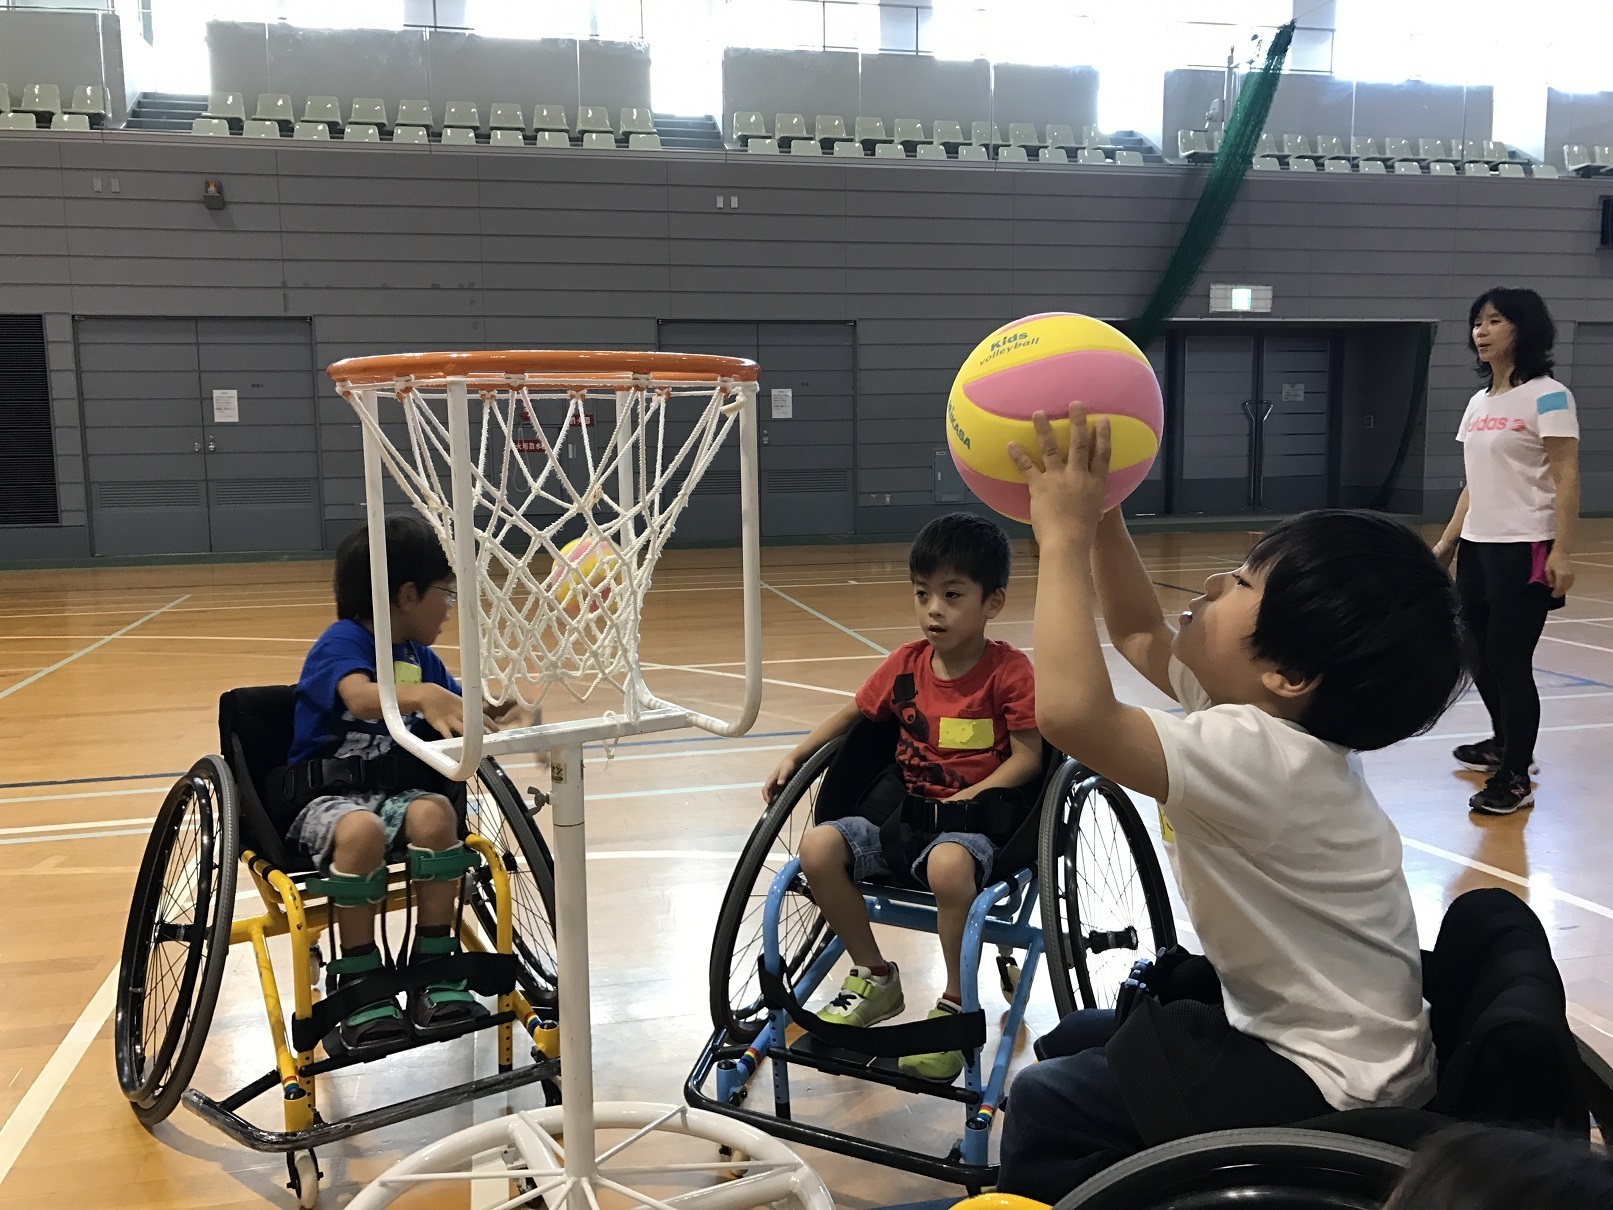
[1158,808,1176,844]
[938,717,994,750]
[393,661,423,686]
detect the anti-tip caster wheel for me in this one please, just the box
[288,1150,321,1209]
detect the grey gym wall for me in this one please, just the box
[1,134,1611,560]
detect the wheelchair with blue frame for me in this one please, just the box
[113,686,562,1207]
[686,716,1178,1190]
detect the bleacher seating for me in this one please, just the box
[490,128,524,147]
[1351,135,1380,159]
[932,120,966,149]
[733,111,766,142]
[244,119,281,139]
[490,104,525,131]
[0,83,10,113]
[618,108,654,136]
[49,113,89,132]
[1429,159,1456,175]
[534,130,570,148]
[788,137,820,155]
[293,121,330,141]
[1314,134,1346,159]
[1007,122,1039,147]
[814,115,848,145]
[1419,138,1455,162]
[1288,155,1317,171]
[628,133,662,150]
[1178,130,1213,161]
[440,127,475,145]
[1045,123,1077,150]
[255,93,294,127]
[534,106,568,132]
[345,124,381,142]
[970,120,1002,147]
[1394,160,1422,174]
[21,83,61,119]
[747,136,779,155]
[350,98,389,129]
[1324,157,1352,172]
[1532,163,1560,178]
[1252,156,1282,171]
[854,116,891,149]
[1077,147,1107,165]
[1038,147,1068,163]
[916,142,947,160]
[302,97,341,129]
[0,112,36,130]
[205,92,246,127]
[1255,132,1281,158]
[1282,134,1312,157]
[444,102,480,131]
[958,143,988,161]
[775,113,810,145]
[998,144,1029,162]
[191,117,231,137]
[1383,137,1417,161]
[392,125,429,144]
[1114,149,1144,166]
[397,100,434,130]
[874,141,905,158]
[582,131,616,149]
[67,85,106,126]
[576,106,611,134]
[1565,145,1612,175]
[1360,158,1387,173]
[893,118,925,148]
[832,139,863,157]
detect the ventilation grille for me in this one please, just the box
[95,480,204,509]
[765,468,850,493]
[693,469,741,494]
[210,478,317,508]
[0,315,57,526]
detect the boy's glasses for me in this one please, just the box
[433,585,458,607]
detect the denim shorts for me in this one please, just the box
[826,814,996,891]
[287,789,433,875]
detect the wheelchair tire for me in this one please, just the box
[708,737,840,1042]
[1054,1127,1411,1210]
[463,759,559,1014]
[1038,763,1175,1015]
[115,755,239,1126]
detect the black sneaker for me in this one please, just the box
[1452,739,1538,776]
[1469,771,1535,816]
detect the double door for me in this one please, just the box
[79,318,322,556]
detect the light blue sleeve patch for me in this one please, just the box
[1537,390,1570,414]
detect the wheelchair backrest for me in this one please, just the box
[1424,887,1588,1133]
[217,685,298,867]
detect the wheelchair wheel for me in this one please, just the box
[115,755,239,1126]
[1039,762,1175,1015]
[463,759,559,1012]
[708,738,840,1042]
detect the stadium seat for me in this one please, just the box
[1114,149,1145,166]
[1429,159,1456,175]
[916,142,948,160]
[1394,160,1423,174]
[576,106,611,134]
[243,119,282,139]
[190,117,231,137]
[1460,161,1491,175]
[302,96,341,129]
[344,123,381,142]
[1596,146,1613,172]
[1077,147,1108,164]
[893,118,925,147]
[997,144,1029,162]
[533,106,568,132]
[873,141,905,158]
[0,112,37,130]
[489,104,526,131]
[1418,138,1453,161]
[1037,146,1069,163]
[67,85,107,125]
[581,131,617,149]
[832,139,864,157]
[1351,135,1381,159]
[788,137,821,155]
[1360,158,1387,173]
[391,125,429,144]
[0,83,9,113]
[533,130,570,148]
[50,113,90,132]
[854,116,891,148]
[1282,134,1313,157]
[732,111,766,142]
[1178,129,1213,161]
[1457,138,1488,163]
[490,128,525,147]
[1080,125,1107,146]
[350,98,388,128]
[774,113,810,144]
[1252,155,1282,171]
[293,121,331,141]
[440,126,476,145]
[1383,137,1417,161]
[618,108,654,136]
[1287,155,1318,171]
[746,137,779,154]
[958,143,989,161]
[970,120,1003,147]
[444,102,480,130]
[397,99,434,129]
[1324,157,1353,172]
[815,115,848,144]
[21,83,61,119]
[1044,123,1077,150]
[627,133,662,150]
[1313,134,1346,159]
[255,93,294,126]
[1531,163,1560,178]
[1482,139,1507,161]
[1210,127,1223,151]
[932,120,966,149]
[205,91,247,126]
[1255,132,1281,157]
[1006,122,1040,147]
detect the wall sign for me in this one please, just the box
[212,388,239,422]
[770,388,793,419]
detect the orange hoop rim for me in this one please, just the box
[327,349,760,389]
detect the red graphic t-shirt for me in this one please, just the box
[854,638,1037,800]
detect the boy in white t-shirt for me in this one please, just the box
[995,407,1468,1203]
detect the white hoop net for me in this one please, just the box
[339,366,751,723]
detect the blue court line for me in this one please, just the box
[0,771,183,792]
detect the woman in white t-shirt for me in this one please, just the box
[1432,288,1581,816]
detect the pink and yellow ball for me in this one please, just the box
[947,313,1164,522]
[544,535,621,617]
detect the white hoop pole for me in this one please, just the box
[360,387,415,765]
[614,387,636,540]
[549,741,597,1208]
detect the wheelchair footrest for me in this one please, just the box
[290,951,518,1055]
[298,1011,517,1078]
[780,1035,982,1105]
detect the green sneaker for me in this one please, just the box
[817,963,904,1028]
[898,999,965,1083]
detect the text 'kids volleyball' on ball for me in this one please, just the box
[947,312,1165,521]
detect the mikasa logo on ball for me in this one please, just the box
[947,399,971,449]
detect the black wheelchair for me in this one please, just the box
[686,718,1178,1189]
[114,686,562,1207]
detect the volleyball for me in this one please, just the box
[946,312,1165,522]
[544,534,621,616]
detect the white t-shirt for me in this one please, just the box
[1457,376,1579,544]
[1142,659,1436,1112]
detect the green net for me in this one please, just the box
[1125,21,1296,351]
[1369,324,1435,510]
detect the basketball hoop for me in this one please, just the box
[327,349,764,780]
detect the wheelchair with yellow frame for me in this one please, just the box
[113,686,562,1208]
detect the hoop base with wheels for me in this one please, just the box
[348,1101,832,1210]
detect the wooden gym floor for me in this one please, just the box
[3,523,1613,1208]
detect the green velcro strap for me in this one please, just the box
[408,842,481,882]
[306,866,389,907]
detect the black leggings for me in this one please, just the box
[1455,539,1562,776]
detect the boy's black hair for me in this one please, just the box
[1468,287,1556,386]
[910,512,1012,595]
[1384,1125,1613,1210]
[333,514,452,622]
[1244,510,1468,752]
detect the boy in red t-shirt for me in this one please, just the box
[763,513,1041,1081]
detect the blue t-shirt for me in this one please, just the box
[288,618,462,765]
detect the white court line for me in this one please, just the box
[643,660,855,698]
[762,583,888,654]
[1408,720,1613,743]
[1540,633,1613,656]
[0,786,168,808]
[1400,837,1613,924]
[0,816,149,837]
[0,595,190,701]
[0,828,149,847]
[0,964,117,1185]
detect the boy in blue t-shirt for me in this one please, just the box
[284,514,520,1054]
